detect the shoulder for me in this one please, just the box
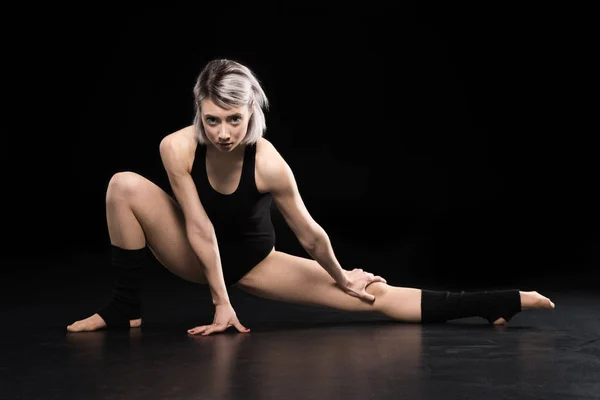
[159,125,197,175]
[255,138,293,193]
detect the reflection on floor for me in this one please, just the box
[1,253,598,400]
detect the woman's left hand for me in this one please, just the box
[341,268,387,302]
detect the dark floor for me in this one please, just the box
[1,253,599,400]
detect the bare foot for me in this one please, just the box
[66,313,142,332]
[520,291,555,310]
[493,291,555,325]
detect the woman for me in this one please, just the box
[67,59,555,335]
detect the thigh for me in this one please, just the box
[116,172,206,284]
[234,251,377,312]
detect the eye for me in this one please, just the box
[229,116,242,124]
[205,116,218,125]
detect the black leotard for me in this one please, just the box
[191,142,276,285]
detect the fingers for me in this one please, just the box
[234,321,251,333]
[362,292,376,302]
[346,287,375,302]
[187,326,209,335]
[187,324,226,336]
[352,269,387,284]
[362,275,387,302]
[365,272,387,284]
[188,322,251,336]
[200,325,225,336]
[345,288,374,302]
[203,324,228,336]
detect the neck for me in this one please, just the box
[206,142,246,163]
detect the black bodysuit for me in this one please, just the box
[191,143,276,286]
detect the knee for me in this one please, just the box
[106,171,146,203]
[365,282,388,298]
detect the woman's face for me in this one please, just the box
[200,98,252,152]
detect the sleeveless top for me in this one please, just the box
[190,143,276,285]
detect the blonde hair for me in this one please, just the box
[193,59,269,145]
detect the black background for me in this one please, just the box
[8,6,598,290]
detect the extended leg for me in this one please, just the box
[236,251,421,322]
[235,251,555,324]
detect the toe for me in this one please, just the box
[130,319,142,328]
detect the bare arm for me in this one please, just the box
[260,143,349,287]
[159,133,231,306]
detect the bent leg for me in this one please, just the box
[105,171,206,283]
[68,172,207,332]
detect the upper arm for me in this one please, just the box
[159,134,213,236]
[262,148,321,248]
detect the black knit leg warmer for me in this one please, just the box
[96,244,149,328]
[421,289,522,324]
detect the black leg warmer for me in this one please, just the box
[421,289,522,324]
[96,244,149,328]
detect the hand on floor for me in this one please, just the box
[187,303,251,336]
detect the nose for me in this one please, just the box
[218,127,230,142]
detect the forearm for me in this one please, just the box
[303,228,349,286]
[187,230,231,306]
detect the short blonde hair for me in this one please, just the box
[193,59,269,145]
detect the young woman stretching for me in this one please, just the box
[67,59,555,335]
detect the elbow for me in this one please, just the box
[186,221,215,242]
[300,228,326,252]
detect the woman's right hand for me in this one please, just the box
[187,303,251,336]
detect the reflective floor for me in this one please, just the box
[1,253,598,400]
